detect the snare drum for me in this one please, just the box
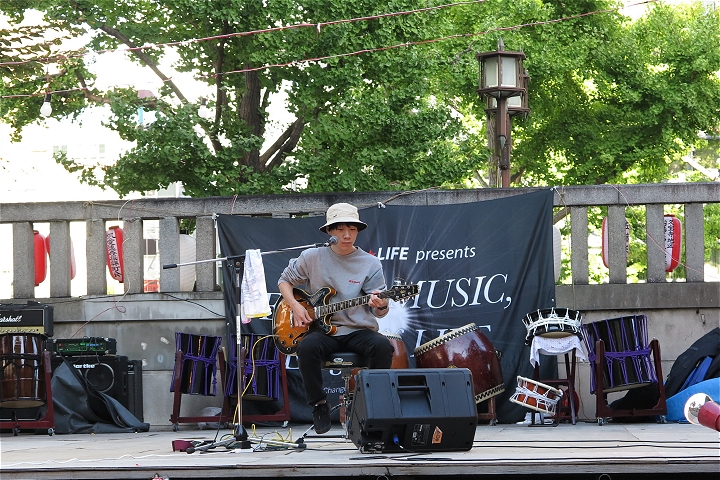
[509,376,564,415]
[522,308,583,345]
[414,323,504,403]
[381,332,409,369]
[582,315,658,393]
[0,333,47,408]
[171,333,222,396]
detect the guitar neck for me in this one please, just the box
[315,294,373,318]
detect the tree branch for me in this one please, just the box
[74,70,111,104]
[262,116,306,170]
[97,24,187,103]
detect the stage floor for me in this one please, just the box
[1,421,718,480]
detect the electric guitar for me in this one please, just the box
[272,284,419,355]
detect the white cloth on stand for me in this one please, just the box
[240,249,271,324]
[530,335,587,367]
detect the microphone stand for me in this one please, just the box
[163,237,336,451]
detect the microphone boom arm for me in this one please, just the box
[163,237,337,270]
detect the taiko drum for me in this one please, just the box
[414,323,504,403]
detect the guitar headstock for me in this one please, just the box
[379,284,419,302]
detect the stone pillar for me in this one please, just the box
[570,207,588,285]
[685,203,705,283]
[49,221,72,297]
[608,205,627,284]
[122,218,145,294]
[195,216,216,292]
[159,217,180,292]
[646,204,666,283]
[12,222,35,298]
[86,219,108,296]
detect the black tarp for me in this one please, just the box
[217,190,557,424]
[50,359,150,434]
[664,327,720,398]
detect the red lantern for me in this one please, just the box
[106,226,124,283]
[33,231,48,286]
[664,214,682,272]
[44,235,77,280]
[601,217,629,269]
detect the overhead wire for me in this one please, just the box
[0,0,661,100]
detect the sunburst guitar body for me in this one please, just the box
[272,284,418,355]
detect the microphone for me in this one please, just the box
[316,236,338,247]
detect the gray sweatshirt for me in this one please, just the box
[278,246,386,335]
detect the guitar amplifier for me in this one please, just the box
[52,355,129,409]
[0,303,54,336]
[51,355,144,421]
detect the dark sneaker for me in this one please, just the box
[313,402,331,434]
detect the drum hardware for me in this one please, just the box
[381,332,410,370]
[582,315,657,394]
[414,323,504,405]
[582,315,667,423]
[299,351,368,441]
[219,333,291,425]
[0,333,55,435]
[170,333,233,432]
[509,376,564,426]
[530,349,579,425]
[522,307,583,345]
[164,238,343,446]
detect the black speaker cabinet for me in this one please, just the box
[126,359,144,422]
[348,368,478,453]
[52,355,136,415]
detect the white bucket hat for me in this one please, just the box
[319,203,368,233]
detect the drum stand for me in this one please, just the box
[217,341,291,425]
[532,350,578,426]
[298,352,367,442]
[477,396,498,426]
[592,339,667,425]
[0,351,55,436]
[169,349,233,431]
[164,239,333,450]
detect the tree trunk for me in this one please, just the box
[239,69,263,172]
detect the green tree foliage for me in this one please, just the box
[1,0,719,197]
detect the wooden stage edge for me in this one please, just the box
[1,422,718,480]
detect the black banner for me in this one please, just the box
[217,189,557,424]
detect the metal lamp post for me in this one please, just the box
[476,39,529,188]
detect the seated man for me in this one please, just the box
[278,203,393,434]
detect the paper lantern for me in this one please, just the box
[664,214,682,273]
[106,226,124,283]
[33,231,48,286]
[178,233,197,291]
[552,225,561,282]
[601,217,629,269]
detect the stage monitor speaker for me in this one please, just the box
[52,355,130,412]
[347,368,478,453]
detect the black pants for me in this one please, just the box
[296,329,394,406]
